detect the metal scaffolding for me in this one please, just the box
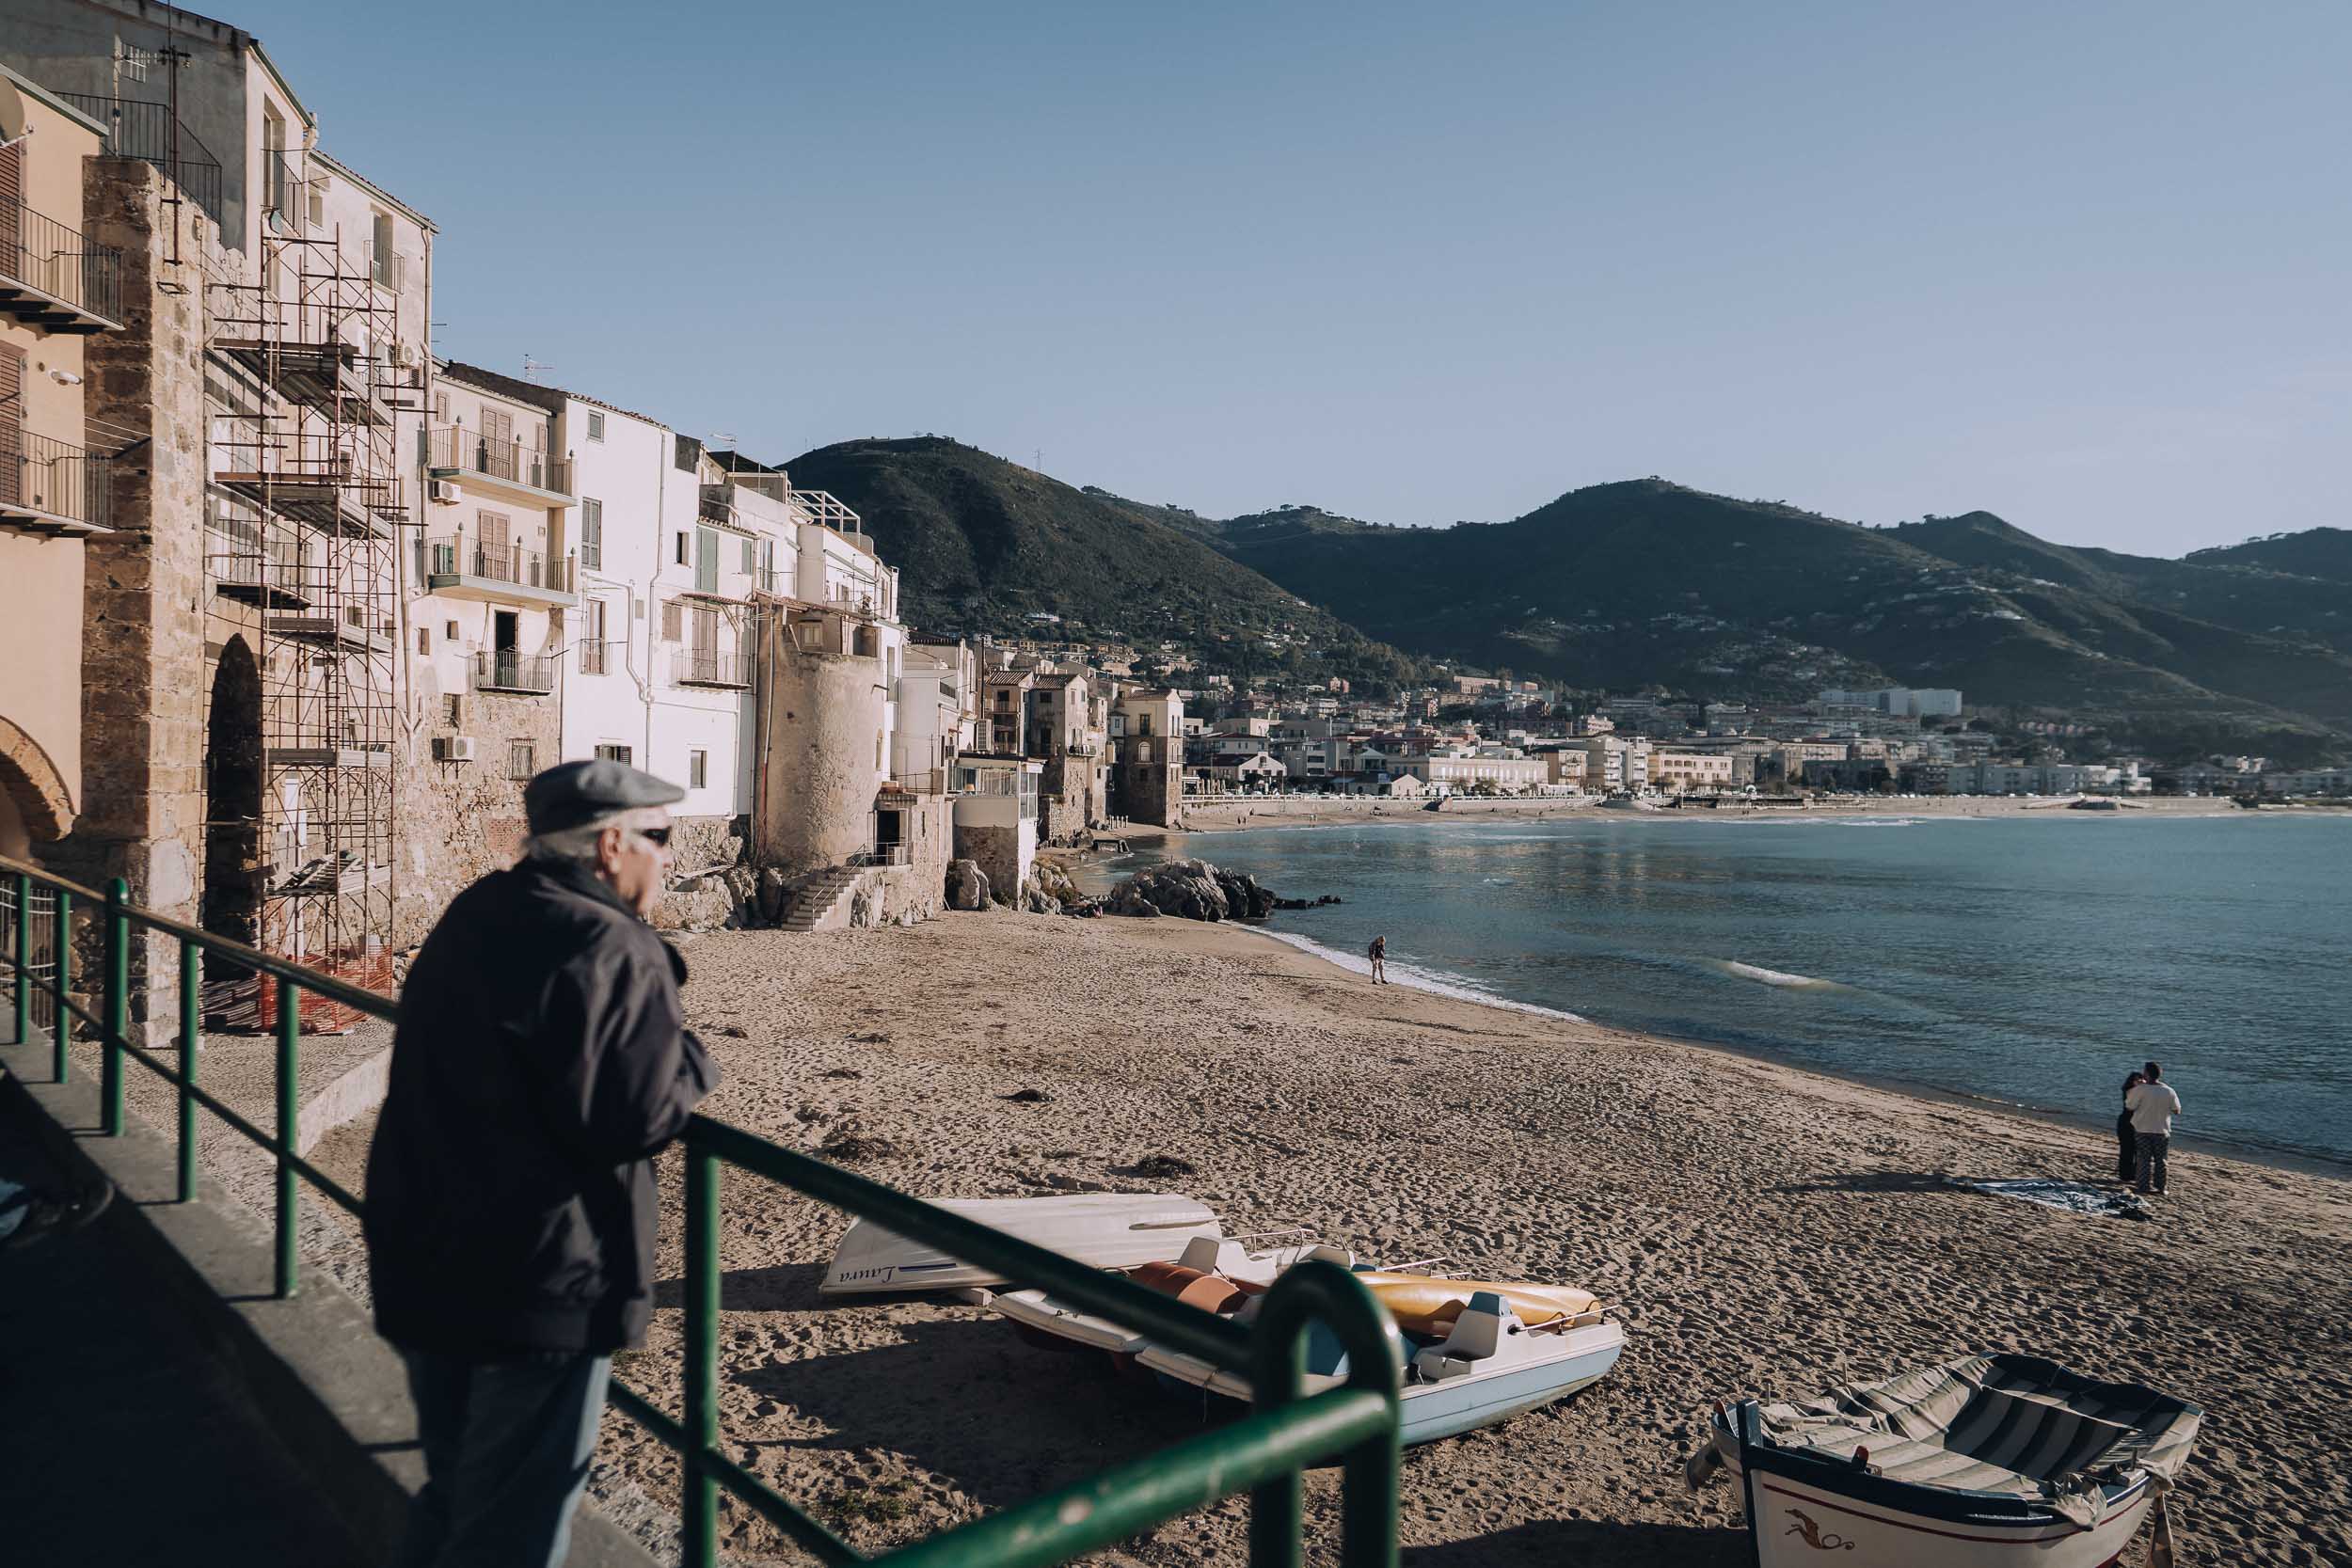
[201,216,417,1018]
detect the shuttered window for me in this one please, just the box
[661,599,682,641]
[694,528,717,594]
[586,411,606,442]
[580,497,602,570]
[690,750,707,789]
[740,537,755,573]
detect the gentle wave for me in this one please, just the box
[1714,958,1849,991]
[1256,929,1590,1022]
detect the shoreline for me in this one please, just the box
[1153,791,2250,835]
[1201,915,2352,1183]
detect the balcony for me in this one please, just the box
[428,426,573,502]
[209,523,311,608]
[56,93,229,230]
[471,651,557,695]
[0,200,123,333]
[0,429,112,536]
[421,536,577,608]
[672,650,752,689]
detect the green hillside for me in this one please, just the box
[781,438,1426,687]
[2185,527,2352,580]
[1216,481,2352,755]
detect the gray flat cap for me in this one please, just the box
[524,759,687,836]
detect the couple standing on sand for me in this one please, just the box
[2117,1062,2183,1196]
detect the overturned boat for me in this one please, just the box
[1687,1354,2199,1568]
[996,1234,1625,1446]
[819,1193,1219,1295]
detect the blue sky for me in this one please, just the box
[245,1,2348,554]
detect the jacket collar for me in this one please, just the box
[524,856,643,923]
[518,857,690,984]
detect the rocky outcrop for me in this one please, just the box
[946,859,990,911]
[1105,858,1282,922]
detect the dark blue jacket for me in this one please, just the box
[365,859,718,1355]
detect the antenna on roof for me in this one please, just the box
[522,354,554,382]
[707,431,737,450]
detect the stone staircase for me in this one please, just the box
[777,866,864,932]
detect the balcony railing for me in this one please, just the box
[849,844,911,868]
[428,426,572,497]
[0,199,124,328]
[672,650,751,689]
[423,536,571,594]
[0,428,111,532]
[885,769,950,796]
[471,652,556,695]
[57,93,229,229]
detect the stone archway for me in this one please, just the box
[201,637,264,968]
[0,716,74,859]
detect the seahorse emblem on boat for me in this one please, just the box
[1784,1509,1854,1551]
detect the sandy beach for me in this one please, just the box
[302,905,2351,1566]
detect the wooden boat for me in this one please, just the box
[1687,1354,2200,1568]
[997,1237,1623,1446]
[819,1193,1219,1295]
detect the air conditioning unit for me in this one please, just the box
[433,736,476,763]
[428,478,462,506]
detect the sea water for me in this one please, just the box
[1087,813,2352,1168]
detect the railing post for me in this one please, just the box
[1248,1260,1404,1568]
[275,976,300,1298]
[179,941,199,1203]
[103,877,128,1135]
[50,886,71,1083]
[682,1139,721,1568]
[10,870,27,1048]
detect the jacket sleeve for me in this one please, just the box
[533,938,721,1164]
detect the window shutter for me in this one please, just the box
[662,600,682,641]
[580,497,602,569]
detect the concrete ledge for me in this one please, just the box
[0,1036,660,1568]
[296,1042,392,1155]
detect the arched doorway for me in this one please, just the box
[201,637,264,972]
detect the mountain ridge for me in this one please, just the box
[781,441,2349,759]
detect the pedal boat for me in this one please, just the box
[996,1235,1625,1446]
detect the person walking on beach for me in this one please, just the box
[1368,935,1388,984]
[2126,1060,2183,1196]
[2116,1070,2146,1182]
[364,761,720,1568]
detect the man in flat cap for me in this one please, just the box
[366,760,720,1568]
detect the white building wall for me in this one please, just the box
[555,396,667,771]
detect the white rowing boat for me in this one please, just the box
[1686,1354,2200,1568]
[818,1193,1220,1296]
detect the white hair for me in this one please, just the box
[523,805,668,864]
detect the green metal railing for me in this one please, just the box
[0,856,1402,1568]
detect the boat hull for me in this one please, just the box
[820,1194,1218,1295]
[1730,1459,2152,1568]
[1140,1321,1626,1448]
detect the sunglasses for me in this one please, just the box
[632,826,672,847]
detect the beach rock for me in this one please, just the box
[1107,858,1282,922]
[946,859,990,911]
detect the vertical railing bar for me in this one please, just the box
[51,886,72,1083]
[11,870,28,1048]
[275,976,300,1299]
[1248,1320,1306,1568]
[179,940,199,1202]
[103,878,128,1135]
[683,1139,721,1568]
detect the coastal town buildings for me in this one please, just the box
[1107,686,1184,827]
[0,65,111,862]
[1650,750,1736,794]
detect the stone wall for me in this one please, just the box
[1113,761,1183,827]
[49,159,211,1037]
[956,822,1023,904]
[393,678,557,947]
[651,814,749,932]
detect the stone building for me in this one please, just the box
[1024,667,1106,844]
[1107,686,1184,827]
